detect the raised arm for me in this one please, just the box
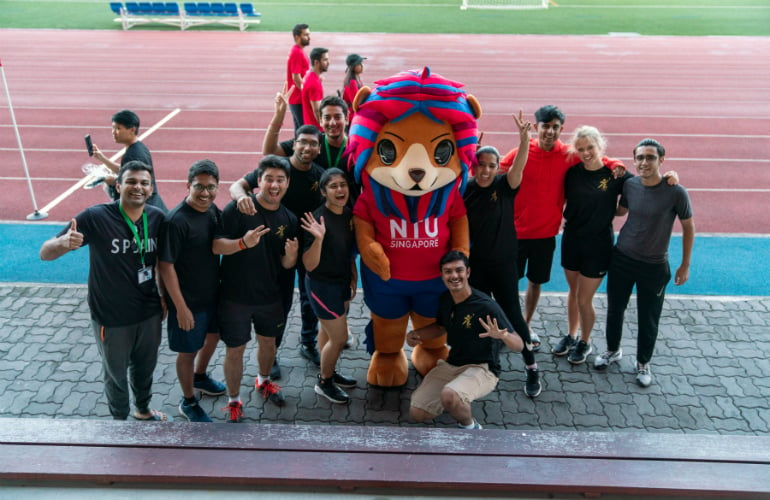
[506,110,531,190]
[229,179,257,216]
[40,219,83,261]
[263,85,294,157]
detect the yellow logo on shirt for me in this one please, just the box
[463,314,473,328]
[276,225,287,238]
[598,178,610,191]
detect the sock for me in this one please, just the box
[184,396,197,405]
[194,372,207,381]
[526,363,537,370]
[459,419,477,429]
[228,395,241,404]
[257,374,270,386]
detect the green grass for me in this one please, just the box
[0,0,769,35]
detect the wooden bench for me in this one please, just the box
[110,2,261,31]
[1,418,769,497]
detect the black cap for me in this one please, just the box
[346,54,366,67]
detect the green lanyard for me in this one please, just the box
[323,136,346,169]
[118,204,148,268]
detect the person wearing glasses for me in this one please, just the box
[158,159,226,422]
[593,139,694,388]
[230,125,326,373]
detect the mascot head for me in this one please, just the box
[348,68,481,212]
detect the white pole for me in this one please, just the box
[0,57,47,220]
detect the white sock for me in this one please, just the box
[459,419,477,429]
[257,374,270,386]
[228,395,241,404]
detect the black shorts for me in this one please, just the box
[167,304,218,353]
[561,230,613,279]
[217,299,286,348]
[305,275,351,320]
[517,237,556,284]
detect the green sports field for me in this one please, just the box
[1,0,769,35]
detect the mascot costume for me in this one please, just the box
[348,67,481,387]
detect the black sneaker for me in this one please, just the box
[179,397,212,423]
[525,367,542,398]
[314,376,350,404]
[332,371,356,388]
[300,343,321,366]
[256,379,286,406]
[193,373,226,396]
[552,334,577,356]
[269,358,282,380]
[568,340,592,365]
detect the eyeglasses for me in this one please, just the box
[296,139,320,148]
[634,154,659,163]
[192,184,218,192]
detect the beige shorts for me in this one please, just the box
[410,359,499,417]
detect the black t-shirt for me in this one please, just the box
[215,199,298,305]
[436,288,512,376]
[303,204,355,284]
[563,163,633,238]
[60,201,164,327]
[158,200,221,311]
[464,175,519,266]
[244,163,324,219]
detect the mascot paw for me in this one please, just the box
[366,350,408,387]
[411,344,450,376]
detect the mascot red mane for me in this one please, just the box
[349,67,481,387]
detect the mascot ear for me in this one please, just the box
[467,94,482,120]
[353,86,372,113]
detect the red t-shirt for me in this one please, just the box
[500,139,575,239]
[301,71,324,129]
[286,45,309,106]
[342,79,360,123]
[353,178,467,282]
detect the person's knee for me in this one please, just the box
[409,406,435,423]
[440,387,461,408]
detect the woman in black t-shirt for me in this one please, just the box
[301,168,358,404]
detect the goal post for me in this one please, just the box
[461,0,548,10]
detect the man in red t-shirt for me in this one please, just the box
[286,23,310,132]
[301,47,329,130]
[500,105,621,352]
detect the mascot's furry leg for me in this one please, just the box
[367,312,409,387]
[409,311,448,376]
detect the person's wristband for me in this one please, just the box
[238,238,248,250]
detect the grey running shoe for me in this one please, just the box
[179,397,212,423]
[552,334,577,356]
[636,363,653,387]
[222,401,243,423]
[257,379,286,406]
[457,419,483,430]
[593,349,622,371]
[568,340,592,365]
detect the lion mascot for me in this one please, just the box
[348,67,482,387]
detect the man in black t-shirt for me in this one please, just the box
[406,251,523,429]
[40,161,171,422]
[213,155,299,422]
[230,125,325,372]
[158,159,226,423]
[92,109,167,212]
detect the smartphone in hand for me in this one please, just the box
[85,134,94,156]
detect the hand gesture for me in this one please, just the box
[242,225,270,248]
[478,315,510,339]
[284,236,299,260]
[663,170,679,186]
[512,110,532,143]
[406,329,422,347]
[92,143,107,163]
[612,164,627,179]
[274,83,294,114]
[300,212,326,240]
[63,218,84,251]
[237,194,257,216]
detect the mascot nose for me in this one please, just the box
[409,168,426,184]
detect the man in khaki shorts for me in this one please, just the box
[407,251,523,429]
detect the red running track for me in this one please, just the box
[1,29,769,233]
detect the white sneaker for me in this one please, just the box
[593,348,622,371]
[636,363,653,387]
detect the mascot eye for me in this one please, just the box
[434,140,454,165]
[377,139,397,165]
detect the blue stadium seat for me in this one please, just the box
[211,3,225,15]
[109,2,124,15]
[138,2,153,14]
[240,3,259,16]
[151,2,166,13]
[197,2,212,15]
[165,2,180,14]
[184,2,199,14]
[125,2,141,14]
[223,2,238,15]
